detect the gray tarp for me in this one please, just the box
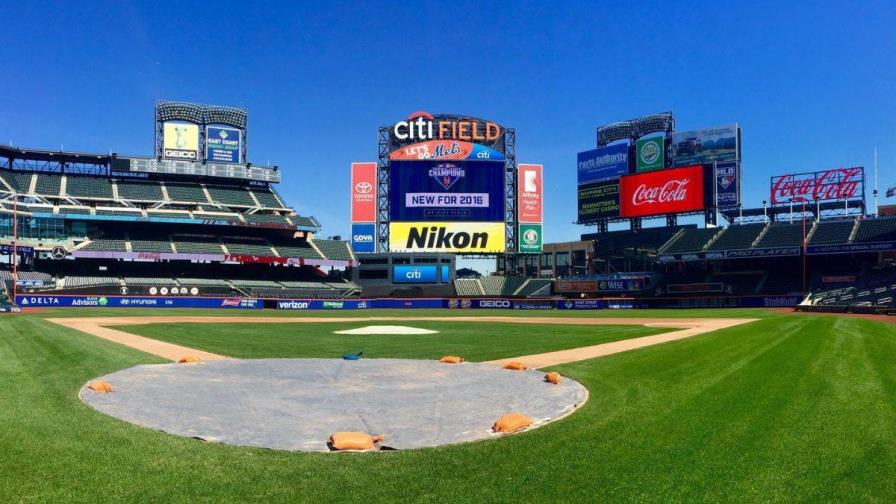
[81,358,587,451]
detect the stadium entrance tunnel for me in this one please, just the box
[79,358,588,451]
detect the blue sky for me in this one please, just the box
[1,1,894,270]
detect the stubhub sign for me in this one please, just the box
[393,265,437,283]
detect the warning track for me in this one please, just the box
[48,315,757,366]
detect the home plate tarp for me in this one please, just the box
[80,358,588,451]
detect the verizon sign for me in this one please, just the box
[619,165,705,218]
[770,167,864,204]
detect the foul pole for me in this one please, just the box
[12,191,17,305]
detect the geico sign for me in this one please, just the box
[392,111,501,142]
[389,222,505,253]
[478,299,511,308]
[164,149,197,159]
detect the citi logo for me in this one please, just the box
[392,111,501,142]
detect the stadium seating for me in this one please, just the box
[252,188,286,208]
[661,227,720,253]
[116,180,164,201]
[706,223,765,251]
[222,237,275,256]
[206,185,256,207]
[130,238,174,253]
[810,219,856,245]
[314,239,352,260]
[290,215,318,228]
[177,277,232,287]
[453,278,482,296]
[35,174,61,196]
[271,241,321,259]
[171,236,225,255]
[754,223,805,248]
[81,239,127,252]
[57,206,92,215]
[479,276,527,296]
[242,213,292,225]
[0,170,23,191]
[165,183,210,204]
[122,277,175,286]
[854,216,896,243]
[515,278,552,297]
[66,175,113,199]
[147,210,192,219]
[95,208,143,217]
[63,276,120,289]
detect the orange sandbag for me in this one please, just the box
[178,356,201,364]
[503,361,527,371]
[492,413,533,433]
[439,355,464,364]
[544,372,561,384]
[87,380,113,393]
[329,432,385,451]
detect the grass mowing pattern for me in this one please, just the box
[117,321,668,361]
[2,310,896,501]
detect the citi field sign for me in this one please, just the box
[389,111,506,160]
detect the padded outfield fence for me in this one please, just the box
[13,294,809,310]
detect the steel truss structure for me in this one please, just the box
[375,124,521,267]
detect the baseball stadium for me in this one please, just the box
[2,100,896,502]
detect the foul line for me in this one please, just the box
[46,316,757,366]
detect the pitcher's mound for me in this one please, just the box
[334,325,438,335]
[80,358,587,451]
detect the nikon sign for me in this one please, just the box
[389,222,505,253]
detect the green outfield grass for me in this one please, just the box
[2,309,896,502]
[119,320,668,360]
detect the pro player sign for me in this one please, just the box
[619,165,705,218]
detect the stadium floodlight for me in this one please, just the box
[596,112,674,147]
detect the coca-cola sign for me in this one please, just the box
[770,167,864,204]
[619,165,705,217]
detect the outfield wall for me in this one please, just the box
[15,294,802,310]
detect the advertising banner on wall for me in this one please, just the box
[389,140,504,162]
[715,161,739,208]
[393,265,438,283]
[577,144,629,185]
[518,223,543,254]
[162,122,200,160]
[389,160,504,222]
[518,164,543,223]
[577,179,620,221]
[351,162,377,222]
[636,137,665,172]
[389,221,505,253]
[351,223,376,253]
[619,165,705,218]
[205,126,242,163]
[672,124,738,166]
[769,167,864,204]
